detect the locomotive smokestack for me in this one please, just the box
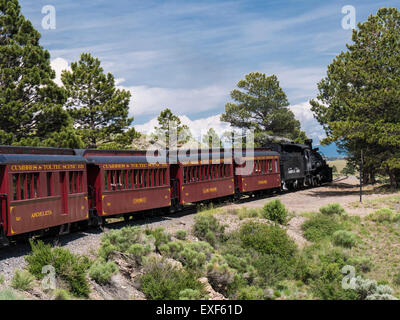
[304,139,313,148]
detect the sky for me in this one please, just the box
[19,0,399,156]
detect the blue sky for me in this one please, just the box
[19,0,399,156]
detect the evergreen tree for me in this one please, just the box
[0,0,81,147]
[151,108,192,149]
[310,8,400,187]
[62,53,136,149]
[202,128,222,148]
[220,72,307,146]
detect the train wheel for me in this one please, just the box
[124,214,131,223]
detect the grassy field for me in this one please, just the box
[328,160,347,174]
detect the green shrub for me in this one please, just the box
[348,256,373,273]
[179,289,207,300]
[0,289,22,300]
[25,240,91,297]
[238,207,260,220]
[89,260,118,284]
[145,227,171,249]
[253,253,296,286]
[310,262,358,300]
[239,222,297,259]
[302,214,342,242]
[319,203,346,216]
[11,270,34,291]
[367,208,397,223]
[332,230,356,248]
[140,256,206,300]
[54,289,71,300]
[160,241,214,271]
[175,230,187,240]
[262,199,288,224]
[205,230,217,247]
[237,286,265,300]
[193,213,225,243]
[97,226,158,262]
[206,255,236,295]
[393,271,400,286]
[353,276,397,300]
[0,274,4,284]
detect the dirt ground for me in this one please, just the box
[226,176,395,217]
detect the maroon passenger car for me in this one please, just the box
[0,146,88,245]
[83,150,170,221]
[234,150,281,194]
[169,151,235,205]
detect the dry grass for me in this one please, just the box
[349,193,400,211]
[346,218,400,296]
[328,160,347,174]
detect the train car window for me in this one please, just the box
[151,169,154,187]
[109,170,115,190]
[104,171,109,190]
[74,172,78,192]
[154,169,157,187]
[275,159,278,172]
[46,172,53,196]
[12,174,18,200]
[139,170,142,188]
[158,169,162,186]
[121,170,126,189]
[133,170,137,189]
[75,172,79,193]
[69,172,73,193]
[20,173,26,200]
[127,170,131,189]
[115,171,120,189]
[27,174,32,199]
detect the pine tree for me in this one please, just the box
[61,53,136,149]
[220,72,307,146]
[0,0,81,147]
[310,8,400,187]
[151,108,192,149]
[202,128,222,148]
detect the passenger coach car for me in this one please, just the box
[0,146,88,246]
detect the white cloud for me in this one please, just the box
[290,102,326,143]
[120,84,230,118]
[50,57,71,86]
[136,103,326,145]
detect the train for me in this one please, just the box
[0,140,332,247]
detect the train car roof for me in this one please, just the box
[234,150,280,157]
[0,145,77,155]
[85,155,167,164]
[0,154,86,164]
